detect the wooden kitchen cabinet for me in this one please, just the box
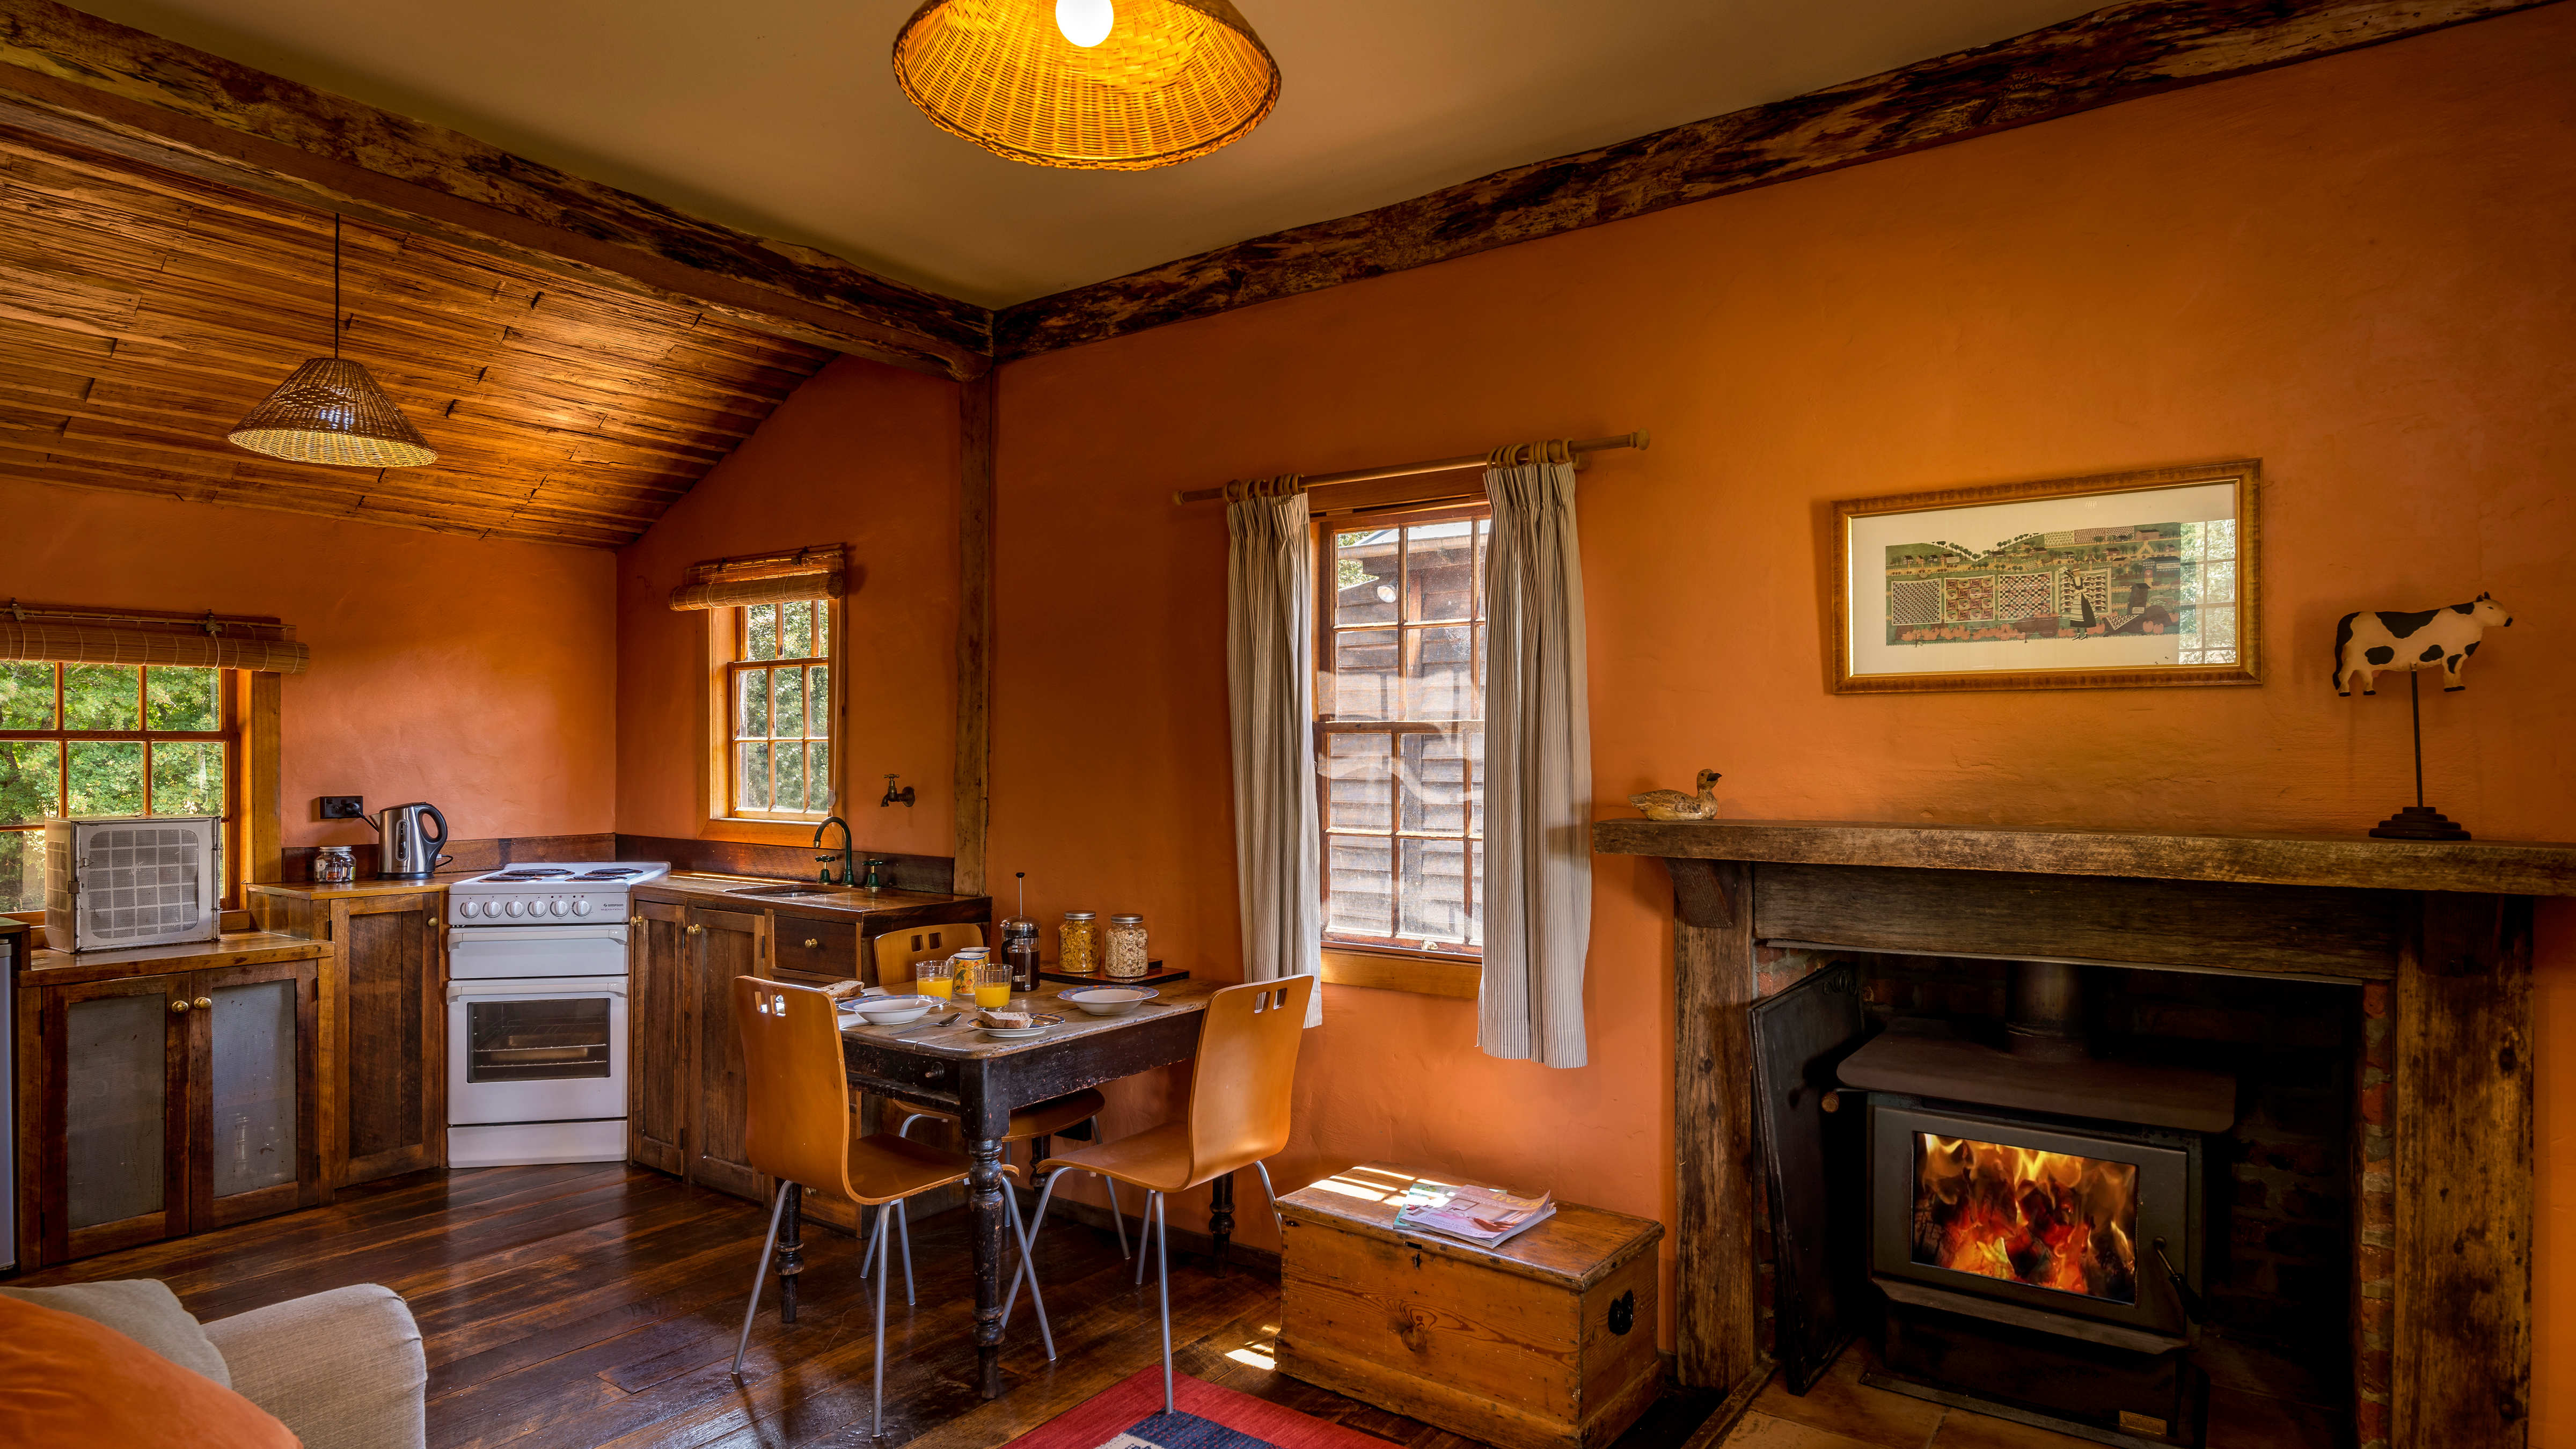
[12,936,323,1270]
[252,884,447,1191]
[626,896,689,1176]
[682,905,769,1201]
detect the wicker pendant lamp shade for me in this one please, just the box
[227,216,437,468]
[892,0,1280,171]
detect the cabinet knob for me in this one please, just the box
[194,996,213,1010]
[629,914,645,925]
[170,998,190,1014]
[687,924,704,936]
[804,938,821,949]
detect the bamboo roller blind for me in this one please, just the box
[668,545,847,611]
[0,608,308,674]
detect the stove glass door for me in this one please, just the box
[446,978,627,1126]
[469,997,612,1082]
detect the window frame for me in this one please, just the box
[708,597,843,829]
[1312,501,1490,964]
[0,661,243,912]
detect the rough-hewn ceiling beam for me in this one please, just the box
[0,0,992,379]
[995,0,2558,360]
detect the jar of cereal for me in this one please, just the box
[1058,911,1099,975]
[1104,913,1148,979]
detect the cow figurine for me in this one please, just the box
[2333,592,2512,696]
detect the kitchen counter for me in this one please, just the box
[637,872,989,922]
[21,930,326,987]
[249,873,482,902]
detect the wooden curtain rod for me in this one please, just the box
[1,601,289,635]
[1171,430,1651,505]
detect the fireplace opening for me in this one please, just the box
[1910,1131,2138,1302]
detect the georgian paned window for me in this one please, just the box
[0,663,235,911]
[1315,506,1489,956]
[727,601,834,818]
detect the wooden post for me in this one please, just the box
[2393,892,2534,1448]
[952,370,996,897]
[1667,857,1762,1392]
[245,671,281,887]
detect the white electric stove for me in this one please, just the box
[444,861,669,1167]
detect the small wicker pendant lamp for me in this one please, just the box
[228,215,436,468]
[892,0,1280,171]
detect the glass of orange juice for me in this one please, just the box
[957,948,1011,1008]
[913,955,954,1001]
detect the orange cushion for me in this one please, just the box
[0,1293,298,1447]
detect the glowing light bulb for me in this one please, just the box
[1056,0,1113,47]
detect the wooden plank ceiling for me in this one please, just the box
[0,124,832,549]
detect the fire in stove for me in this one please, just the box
[1911,1133,2139,1304]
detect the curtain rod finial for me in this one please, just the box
[1632,430,1652,450]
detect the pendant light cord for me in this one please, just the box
[332,214,341,360]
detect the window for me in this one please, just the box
[1316,507,1489,956]
[726,600,835,818]
[0,663,236,911]
[2175,519,2238,665]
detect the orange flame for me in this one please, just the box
[1912,1134,2139,1302]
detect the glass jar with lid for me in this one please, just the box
[1103,913,1148,979]
[1058,911,1100,975]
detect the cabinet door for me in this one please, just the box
[33,975,191,1265]
[189,957,321,1231]
[683,905,769,1201]
[336,893,445,1186]
[627,896,689,1175]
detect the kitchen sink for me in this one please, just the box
[729,883,843,898]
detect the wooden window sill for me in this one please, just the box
[1319,947,1481,999]
[701,816,833,845]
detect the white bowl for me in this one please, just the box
[844,997,934,1026]
[1059,986,1157,1016]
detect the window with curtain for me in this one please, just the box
[727,600,835,818]
[1314,504,1490,956]
[0,663,235,911]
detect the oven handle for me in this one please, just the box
[447,979,630,1003]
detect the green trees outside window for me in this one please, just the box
[1,663,232,911]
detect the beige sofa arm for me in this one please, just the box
[201,1283,427,1449]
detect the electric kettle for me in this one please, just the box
[365,801,451,881]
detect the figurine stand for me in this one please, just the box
[2370,672,2471,840]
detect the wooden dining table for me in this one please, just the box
[823,978,1230,1399]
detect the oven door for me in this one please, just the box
[447,923,628,979]
[447,976,628,1125]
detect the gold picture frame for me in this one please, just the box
[1832,460,2261,694]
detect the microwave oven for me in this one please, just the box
[43,815,223,953]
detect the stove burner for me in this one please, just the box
[484,868,575,881]
[573,868,643,881]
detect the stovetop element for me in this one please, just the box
[448,861,670,927]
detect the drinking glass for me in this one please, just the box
[958,948,1011,1008]
[913,955,954,1000]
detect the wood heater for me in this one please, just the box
[1840,962,2235,1449]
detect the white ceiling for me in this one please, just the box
[68,0,2102,308]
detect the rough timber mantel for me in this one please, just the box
[1591,818,2576,897]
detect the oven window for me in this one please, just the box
[1912,1133,2139,1304]
[467,998,612,1082]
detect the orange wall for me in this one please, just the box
[989,7,2576,1440]
[4,476,616,851]
[616,355,961,859]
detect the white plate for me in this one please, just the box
[980,1023,1050,1039]
[1059,985,1159,1016]
[843,999,934,1026]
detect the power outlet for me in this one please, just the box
[317,795,365,819]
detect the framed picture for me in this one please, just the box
[1832,460,2259,693]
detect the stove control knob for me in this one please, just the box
[550,898,569,917]
[572,898,593,917]
[458,899,479,919]
[504,899,524,918]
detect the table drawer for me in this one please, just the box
[773,916,859,982]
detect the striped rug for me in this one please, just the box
[1001,1367,1398,1449]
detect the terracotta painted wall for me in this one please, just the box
[987,7,2576,1439]
[4,476,616,851]
[616,355,961,860]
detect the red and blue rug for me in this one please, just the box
[1003,1367,1396,1449]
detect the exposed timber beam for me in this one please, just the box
[0,0,992,379]
[995,0,2561,359]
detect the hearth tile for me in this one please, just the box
[1748,1355,1944,1449]
[1925,1407,2095,1448]
[1722,1410,1901,1449]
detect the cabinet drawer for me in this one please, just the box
[772,916,859,982]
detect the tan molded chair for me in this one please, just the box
[726,975,1051,1435]
[1018,976,1313,1413]
[870,922,983,986]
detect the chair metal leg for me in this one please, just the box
[730,1185,790,1379]
[1252,1159,1283,1233]
[1153,1191,1174,1416]
[1005,1165,1072,1329]
[858,1202,887,1280]
[1136,1184,1153,1286]
[1101,1160,1131,1259]
[896,1113,927,1136]
[1006,1183,1056,1360]
[895,1197,916,1306]
[870,1191,891,1442]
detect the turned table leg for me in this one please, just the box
[968,1135,1008,1397]
[1209,1169,1235,1276]
[778,1181,804,1324]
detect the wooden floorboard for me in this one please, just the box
[16,1163,1727,1448]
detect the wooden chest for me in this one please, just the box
[1276,1164,1665,1449]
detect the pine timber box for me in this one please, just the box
[1275,1163,1665,1449]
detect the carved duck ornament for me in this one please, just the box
[1629,769,1722,822]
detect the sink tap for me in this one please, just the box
[812,816,854,885]
[861,857,888,891]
